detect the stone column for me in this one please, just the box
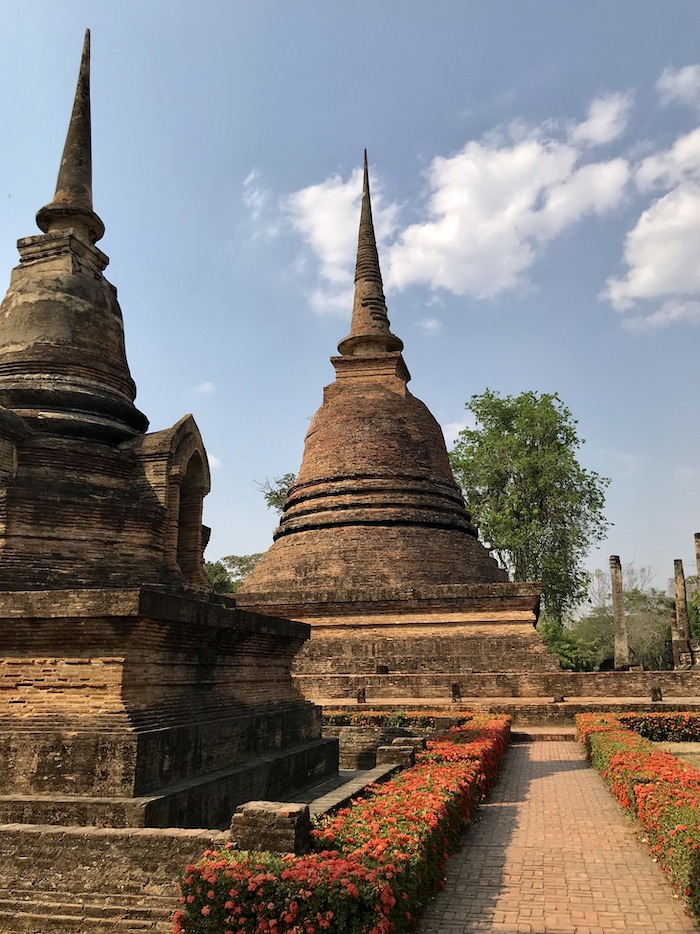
[674,559,691,640]
[671,558,692,669]
[610,556,629,669]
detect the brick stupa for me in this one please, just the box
[237,154,558,700]
[0,32,336,833]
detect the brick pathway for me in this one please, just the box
[420,741,699,934]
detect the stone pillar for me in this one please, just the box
[610,556,629,669]
[672,558,692,669]
[675,559,691,640]
[692,535,700,667]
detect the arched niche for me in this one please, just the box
[176,449,208,588]
[127,414,211,591]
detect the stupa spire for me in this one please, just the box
[36,29,105,244]
[337,151,403,356]
[0,28,148,442]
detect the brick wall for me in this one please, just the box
[0,823,228,905]
[297,669,700,701]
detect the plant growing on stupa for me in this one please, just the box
[256,473,297,513]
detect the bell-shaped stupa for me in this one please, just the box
[0,30,210,590]
[241,152,507,598]
[237,155,555,703]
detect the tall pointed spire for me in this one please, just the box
[338,151,403,356]
[36,29,105,244]
[0,28,147,442]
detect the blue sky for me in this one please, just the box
[1,2,699,591]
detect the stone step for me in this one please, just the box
[2,891,174,919]
[0,909,171,933]
[511,727,577,742]
[0,890,174,934]
[305,763,400,817]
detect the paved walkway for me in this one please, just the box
[420,741,699,934]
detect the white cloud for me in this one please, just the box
[282,166,398,316]
[657,65,700,110]
[309,286,354,316]
[603,123,700,328]
[417,317,442,334]
[605,185,700,311]
[537,159,630,237]
[194,381,216,394]
[208,454,222,469]
[635,126,700,191]
[242,168,280,238]
[386,127,628,298]
[277,111,628,312]
[274,86,700,329]
[569,93,633,147]
[622,298,700,332]
[243,168,268,220]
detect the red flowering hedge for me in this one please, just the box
[576,712,623,755]
[174,714,510,933]
[577,712,700,916]
[637,782,700,915]
[417,715,510,794]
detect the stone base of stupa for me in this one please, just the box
[236,581,561,700]
[0,588,337,829]
[235,582,700,705]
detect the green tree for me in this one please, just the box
[204,553,263,594]
[575,587,673,670]
[449,389,610,622]
[537,616,601,671]
[256,473,296,514]
[204,559,235,594]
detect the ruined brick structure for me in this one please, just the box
[237,153,558,698]
[0,32,336,848]
[0,34,207,594]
